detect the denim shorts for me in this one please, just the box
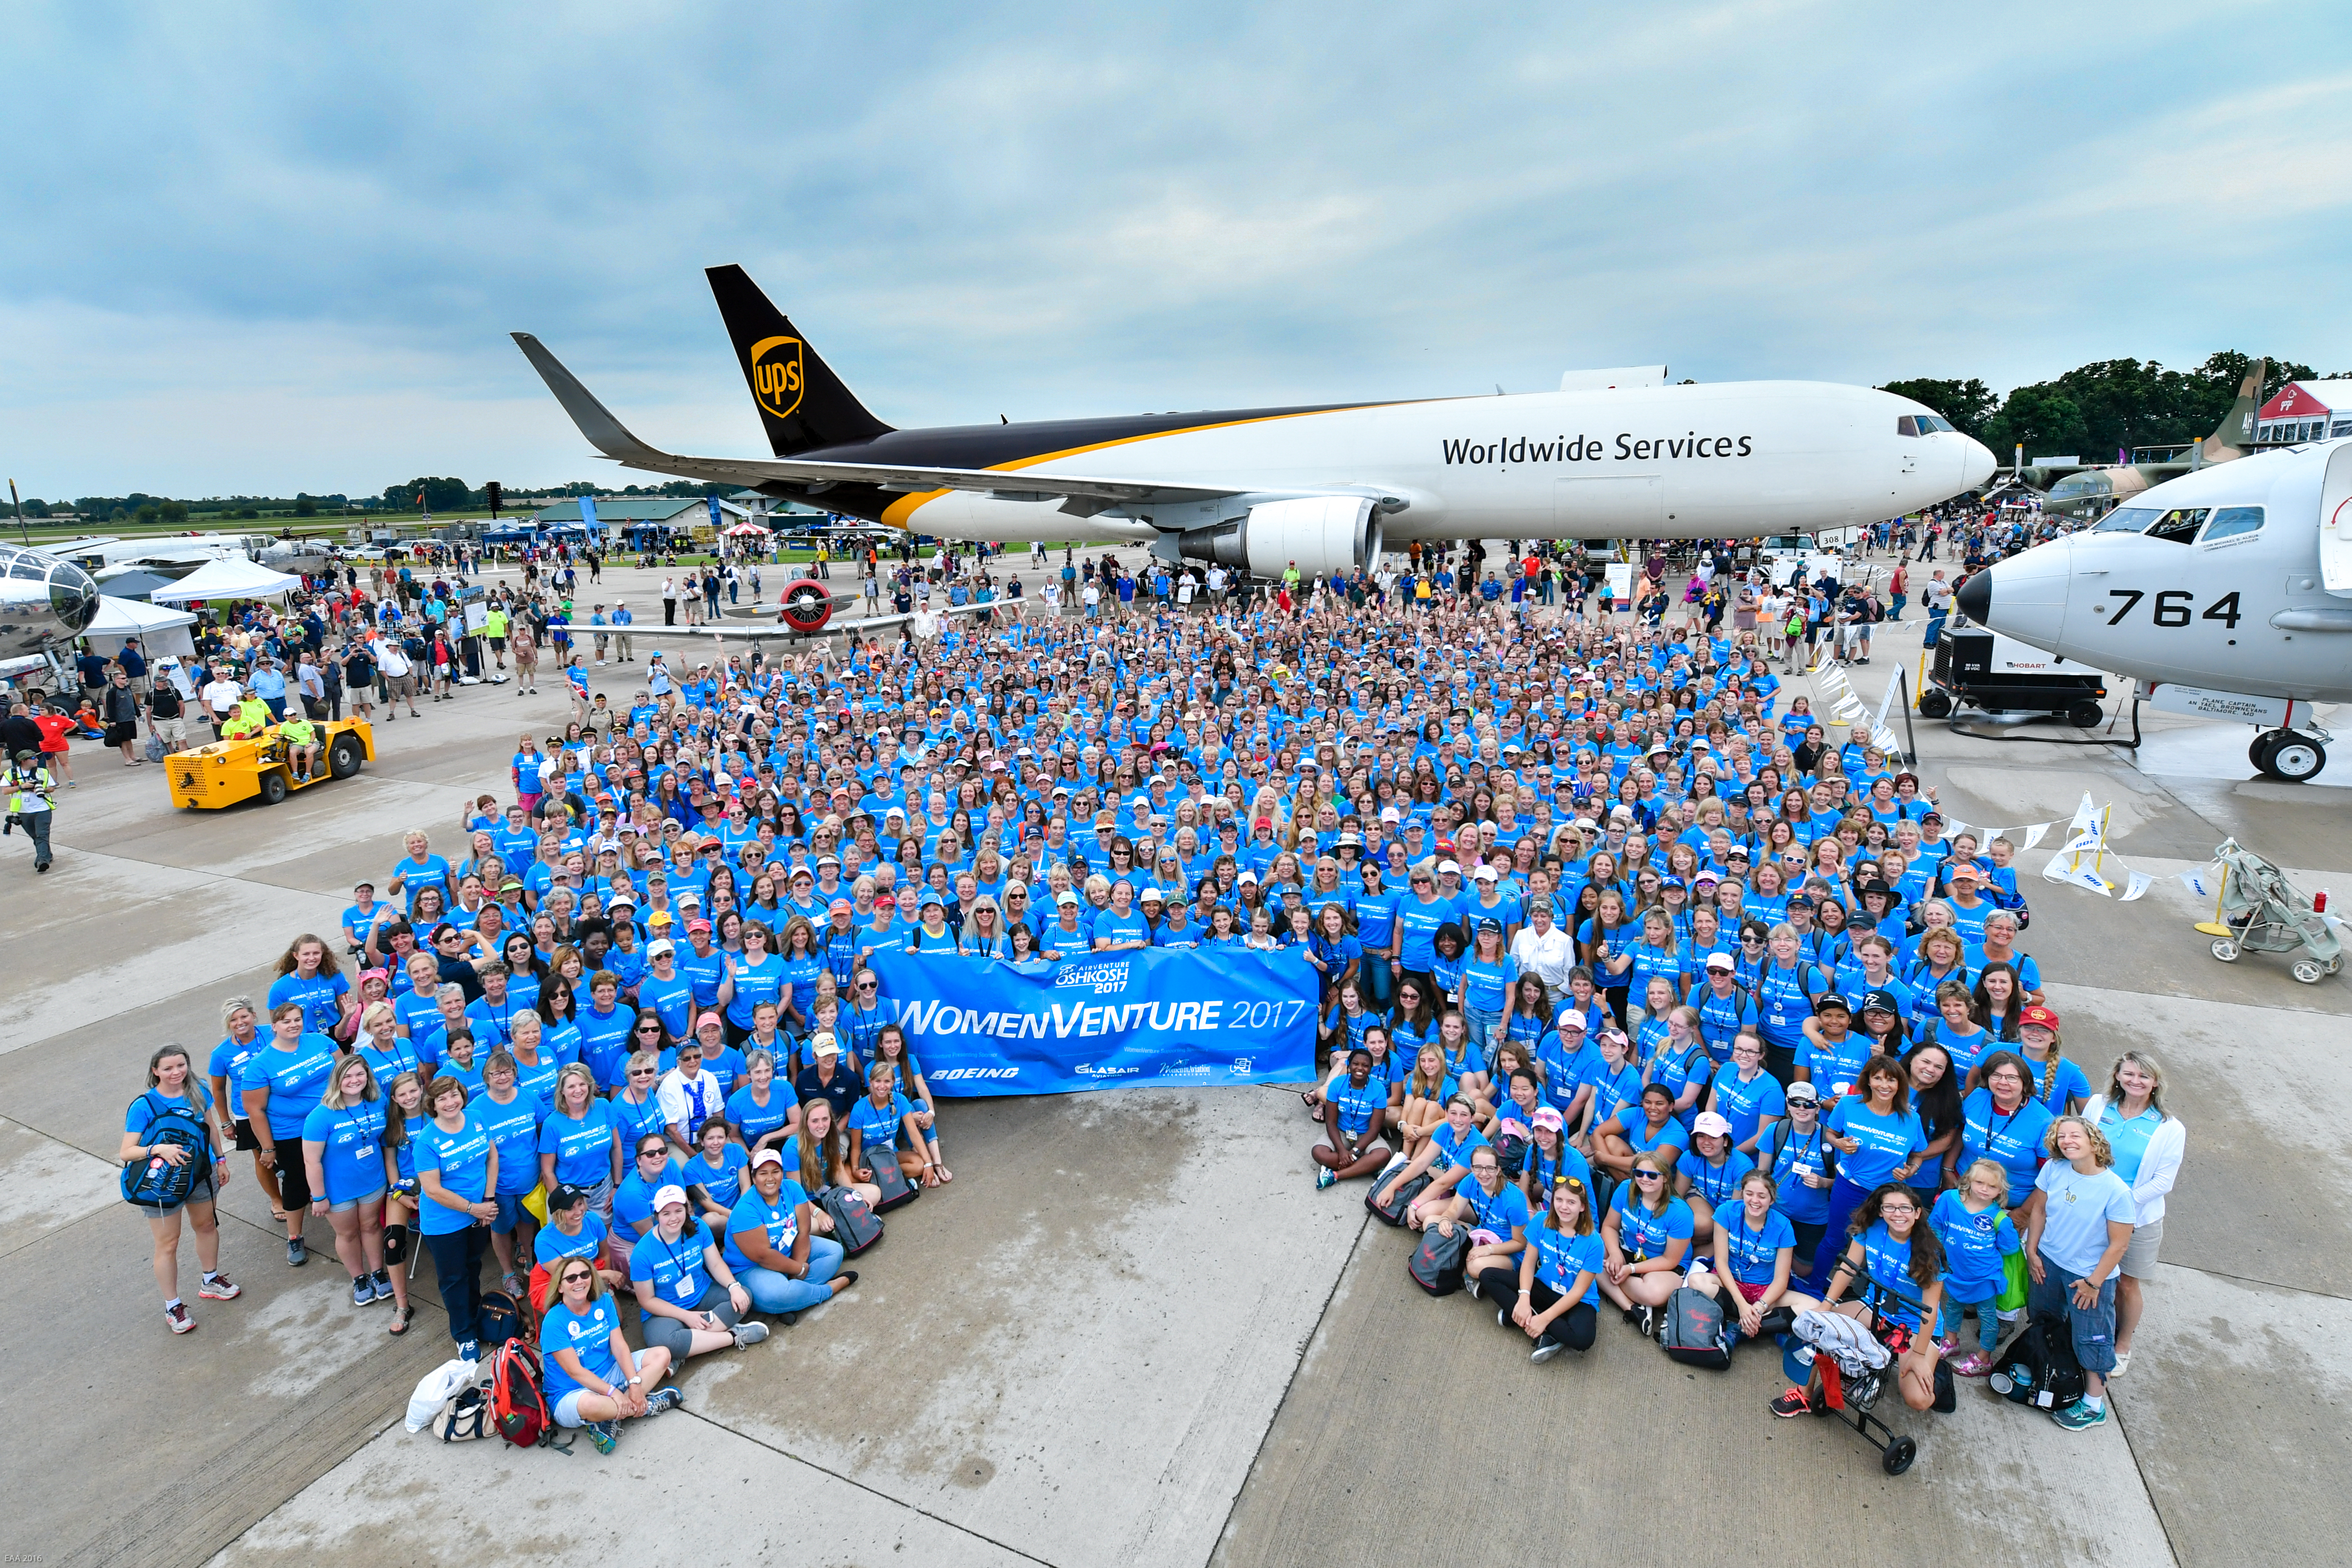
[490,1193,528,1234]
[329,1184,388,1215]
[2029,1256,2118,1376]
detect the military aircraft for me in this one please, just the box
[0,543,103,659]
[512,266,1995,580]
[2012,360,2266,517]
[1956,436,2352,782]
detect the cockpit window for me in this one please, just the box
[2089,507,2159,534]
[1919,414,1952,434]
[2143,508,2208,544]
[2200,505,2262,543]
[1896,416,1919,437]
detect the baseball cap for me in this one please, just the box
[2019,1003,2061,1030]
[811,1034,840,1058]
[1472,864,1498,881]
[1785,1081,1820,1105]
[1947,861,1981,879]
[686,918,712,935]
[550,1183,591,1210]
[1703,951,1736,972]
[1437,859,1461,876]
[751,1147,784,1169]
[651,1184,688,1210]
[1815,992,1852,1014]
[695,1011,722,1033]
[1860,988,1902,1015]
[646,937,675,956]
[1531,1106,1565,1131]
[1692,1110,1732,1137]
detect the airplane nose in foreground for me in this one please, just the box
[1955,570,1990,622]
[1960,436,1996,491]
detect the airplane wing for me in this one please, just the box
[654,598,1026,637]
[513,332,1281,509]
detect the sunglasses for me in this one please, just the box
[1632,1170,1665,1181]
[561,1270,593,1284]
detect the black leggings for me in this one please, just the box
[1528,1282,1599,1351]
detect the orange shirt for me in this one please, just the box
[33,713,72,752]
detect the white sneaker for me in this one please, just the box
[2110,1350,2130,1378]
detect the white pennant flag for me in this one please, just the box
[2069,793,2102,836]
[1872,725,1903,754]
[2120,871,2154,902]
[2055,862,2114,896]
[2178,866,2217,898]
[2022,822,2052,851]
[1944,819,1973,841]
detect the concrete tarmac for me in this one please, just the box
[0,551,2341,1568]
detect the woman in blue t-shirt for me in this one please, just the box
[540,1258,681,1453]
[1951,1050,2054,1211]
[1810,1054,1928,1289]
[1599,1153,1693,1334]
[300,1054,394,1310]
[1693,1168,1817,1344]
[415,1077,498,1359]
[1775,1182,1947,1417]
[1511,1177,1605,1360]
[121,1045,238,1334]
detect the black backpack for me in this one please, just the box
[120,1092,210,1209]
[822,1186,885,1255]
[869,1150,919,1213]
[1366,1163,1431,1227]
[1991,1310,2086,1410]
[1660,1285,1732,1369]
[1407,1223,1469,1296]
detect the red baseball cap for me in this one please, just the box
[2019,1004,2060,1031]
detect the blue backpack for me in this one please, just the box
[120,1091,211,1209]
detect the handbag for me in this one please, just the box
[1994,1247,2030,1314]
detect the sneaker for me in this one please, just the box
[287,1237,308,1267]
[368,1269,392,1303]
[1496,1305,1509,1329]
[2050,1398,2108,1432]
[584,1419,618,1454]
[352,1275,374,1307]
[731,1321,771,1349]
[1314,1165,1337,1190]
[1770,1388,1815,1419]
[1947,1350,1994,1379]
[198,1274,241,1300]
[1466,1274,1482,1301]
[1636,1305,1656,1340]
[2110,1350,2131,1378]
[457,1339,481,1364]
[165,1303,197,1334]
[645,1387,685,1416]
[1530,1342,1564,1364]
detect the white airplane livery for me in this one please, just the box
[513,266,1995,577]
[1960,437,2352,781]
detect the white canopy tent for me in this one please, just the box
[83,595,200,658]
[149,557,303,603]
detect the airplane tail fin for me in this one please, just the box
[706,265,893,457]
[2202,355,2265,461]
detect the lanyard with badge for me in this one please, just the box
[655,1227,702,1302]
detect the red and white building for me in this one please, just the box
[2254,379,2352,446]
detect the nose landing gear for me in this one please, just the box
[2250,727,2329,783]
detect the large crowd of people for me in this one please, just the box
[92,497,2184,1453]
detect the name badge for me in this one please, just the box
[675,1275,698,1300]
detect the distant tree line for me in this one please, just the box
[1882,352,2343,461]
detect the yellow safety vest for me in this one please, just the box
[6,765,55,813]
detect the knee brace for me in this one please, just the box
[383,1223,409,1265]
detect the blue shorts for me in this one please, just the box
[329,1184,388,1215]
[490,1193,529,1234]
[553,1350,647,1427]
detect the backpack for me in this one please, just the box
[821,1186,885,1255]
[1365,1159,1431,1227]
[120,1092,210,1209]
[1407,1223,1469,1296]
[869,1151,918,1212]
[435,1384,496,1442]
[1990,1309,2086,1410]
[488,1339,559,1450]
[1660,1285,1732,1369]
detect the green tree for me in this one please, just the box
[293,494,318,517]
[1984,385,2088,459]
[1879,378,1997,440]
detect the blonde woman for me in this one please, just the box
[123,1044,239,1334]
[301,1054,394,1309]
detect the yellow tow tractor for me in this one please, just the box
[166,717,376,809]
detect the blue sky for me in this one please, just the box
[5,1,2349,498]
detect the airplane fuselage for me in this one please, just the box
[787,381,1991,543]
[1963,441,2352,704]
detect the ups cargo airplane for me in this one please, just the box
[512,267,1995,578]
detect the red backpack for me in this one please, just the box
[489,1340,557,1450]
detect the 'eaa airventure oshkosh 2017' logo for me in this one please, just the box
[749,335,804,420]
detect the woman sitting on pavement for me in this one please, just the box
[1394,1043,1455,1158]
[628,1184,771,1366]
[1312,1047,1394,1189]
[724,1147,855,1319]
[1774,1182,1945,1417]
[1377,1094,1489,1228]
[1591,1080,1690,1186]
[1445,1145,1536,1306]
[123,1044,240,1334]
[867,1024,949,1182]
[1689,1167,1815,1347]
[534,1181,626,1299]
[1676,1110,1752,1249]
[1510,1175,1604,1361]
[785,1097,858,1229]
[542,1253,682,1454]
[726,1049,800,1160]
[1598,1151,1693,1334]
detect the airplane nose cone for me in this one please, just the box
[1955,569,1990,622]
[1960,436,1996,491]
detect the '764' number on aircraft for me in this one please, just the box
[2103,589,2242,629]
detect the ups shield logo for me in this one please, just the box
[749,335,805,421]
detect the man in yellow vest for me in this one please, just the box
[6,748,56,873]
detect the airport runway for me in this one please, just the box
[1,557,2344,1568]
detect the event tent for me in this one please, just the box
[149,557,303,603]
[83,594,199,657]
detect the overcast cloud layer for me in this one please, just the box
[5,1,2349,498]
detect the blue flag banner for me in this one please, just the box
[577,493,600,535]
[866,948,1319,1098]
[707,493,722,529]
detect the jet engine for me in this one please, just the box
[1175,496,1382,579]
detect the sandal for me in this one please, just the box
[388,1302,413,1335]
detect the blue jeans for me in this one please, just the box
[1807,1176,1874,1292]
[739,1236,845,1314]
[1939,1286,2004,1349]
[1462,1006,1500,1055]
[1359,954,1395,1012]
[1924,607,1947,647]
